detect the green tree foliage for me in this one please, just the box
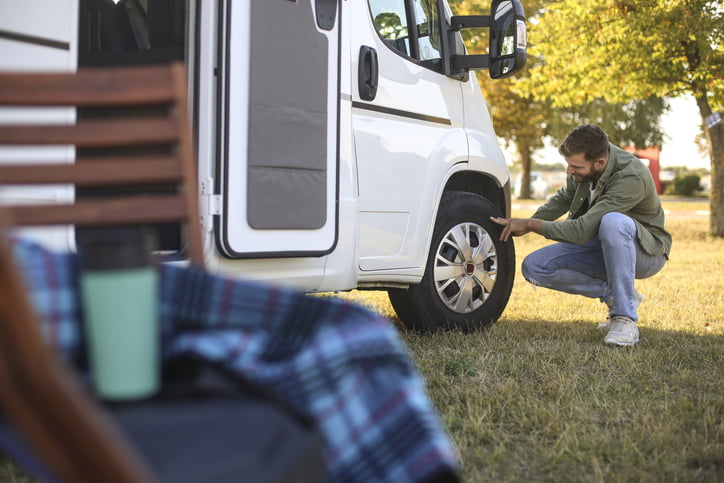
[526,0,724,235]
[546,97,669,149]
[670,174,703,197]
[449,0,668,199]
[450,0,549,198]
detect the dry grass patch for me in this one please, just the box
[340,199,723,482]
[2,200,721,482]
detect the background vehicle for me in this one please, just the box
[0,0,526,331]
[514,171,549,199]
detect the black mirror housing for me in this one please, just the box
[445,0,527,79]
[489,0,527,78]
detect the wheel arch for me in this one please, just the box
[388,189,516,331]
[443,170,511,218]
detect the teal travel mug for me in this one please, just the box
[79,227,159,401]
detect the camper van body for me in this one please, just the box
[0,0,526,330]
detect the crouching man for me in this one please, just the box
[492,124,671,346]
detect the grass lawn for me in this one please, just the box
[336,198,723,482]
[2,199,721,482]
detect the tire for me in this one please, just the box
[388,191,515,332]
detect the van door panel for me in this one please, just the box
[0,0,77,71]
[246,0,328,230]
[352,0,466,271]
[218,0,340,257]
[0,0,78,251]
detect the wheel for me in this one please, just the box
[388,191,515,332]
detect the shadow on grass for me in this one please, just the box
[398,318,723,482]
[398,315,723,347]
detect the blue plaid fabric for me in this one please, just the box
[10,238,460,483]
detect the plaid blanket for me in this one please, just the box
[10,238,460,483]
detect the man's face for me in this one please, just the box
[565,152,605,183]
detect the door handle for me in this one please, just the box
[358,46,378,101]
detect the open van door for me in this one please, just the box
[0,0,78,251]
[216,0,340,258]
[0,0,77,72]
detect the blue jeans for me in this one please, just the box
[521,213,667,321]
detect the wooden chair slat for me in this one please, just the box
[0,118,178,147]
[0,157,182,186]
[5,196,189,227]
[0,64,175,106]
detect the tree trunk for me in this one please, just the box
[695,94,724,237]
[517,141,533,199]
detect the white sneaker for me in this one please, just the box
[597,290,644,332]
[604,316,639,346]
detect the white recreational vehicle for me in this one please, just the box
[0,0,527,331]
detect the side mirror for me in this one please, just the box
[446,0,527,79]
[489,0,527,78]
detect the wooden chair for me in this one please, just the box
[0,62,203,265]
[0,62,203,482]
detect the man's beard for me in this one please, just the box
[574,164,603,184]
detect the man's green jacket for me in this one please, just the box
[531,143,672,258]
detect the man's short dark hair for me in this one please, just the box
[558,124,609,162]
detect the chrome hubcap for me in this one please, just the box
[433,222,498,313]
